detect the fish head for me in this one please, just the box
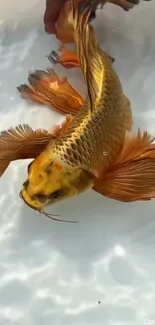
[20,150,94,211]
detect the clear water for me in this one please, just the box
[0,1,155,324]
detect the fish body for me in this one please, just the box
[21,0,132,211]
[1,1,154,216]
[48,67,129,176]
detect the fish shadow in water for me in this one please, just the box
[18,188,154,277]
[13,188,155,325]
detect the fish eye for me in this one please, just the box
[34,193,47,203]
[49,190,62,199]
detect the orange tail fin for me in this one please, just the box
[93,130,155,202]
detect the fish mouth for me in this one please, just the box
[19,190,39,211]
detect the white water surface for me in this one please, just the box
[0,0,155,324]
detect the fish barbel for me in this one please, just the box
[1,0,155,218]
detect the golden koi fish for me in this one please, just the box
[0,0,155,222]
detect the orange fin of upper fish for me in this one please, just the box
[44,0,87,43]
[43,0,144,44]
[93,130,155,202]
[107,0,147,11]
[0,115,75,177]
[54,0,76,43]
[43,0,65,34]
[17,68,84,116]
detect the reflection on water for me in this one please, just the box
[0,1,155,324]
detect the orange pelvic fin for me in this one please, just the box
[17,68,84,115]
[93,130,155,202]
[48,46,80,69]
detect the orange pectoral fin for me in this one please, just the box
[0,115,74,177]
[0,124,54,177]
[93,131,155,202]
[17,68,84,115]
